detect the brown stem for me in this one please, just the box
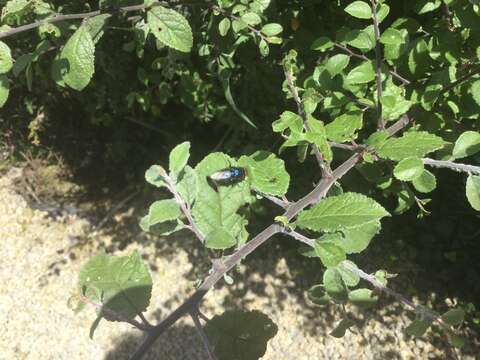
[370,0,384,130]
[423,158,480,175]
[333,43,411,86]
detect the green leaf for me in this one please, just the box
[219,68,256,128]
[250,0,271,12]
[205,227,237,249]
[408,39,430,77]
[12,53,33,77]
[380,28,403,45]
[305,116,333,162]
[326,54,350,77]
[241,12,261,25]
[348,288,378,308]
[345,61,375,84]
[311,36,334,52]
[330,318,355,338]
[377,131,445,161]
[218,18,231,37]
[265,36,282,45]
[78,251,152,321]
[272,111,302,133]
[61,25,95,91]
[366,130,389,148]
[466,175,480,211]
[177,165,197,206]
[346,26,375,52]
[147,199,181,227]
[470,80,480,106]
[376,3,390,23]
[325,111,363,142]
[147,6,193,52]
[441,309,465,326]
[315,239,346,268]
[259,39,269,56]
[1,0,32,22]
[406,318,432,337]
[145,165,167,188]
[338,260,360,287]
[307,285,331,305]
[232,19,248,33]
[169,141,190,177]
[0,41,13,74]
[298,244,317,258]
[193,153,251,249]
[452,131,480,159]
[296,192,389,232]
[323,268,348,301]
[339,221,380,254]
[380,79,412,121]
[344,1,372,19]
[384,29,409,61]
[261,23,282,36]
[0,74,9,108]
[238,151,290,196]
[395,187,415,214]
[84,14,110,44]
[414,0,441,14]
[393,157,424,181]
[412,170,437,193]
[448,333,466,348]
[205,310,278,360]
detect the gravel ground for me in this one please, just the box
[0,168,474,360]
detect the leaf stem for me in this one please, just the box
[76,294,149,331]
[190,309,217,360]
[284,68,333,177]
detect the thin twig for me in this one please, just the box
[284,229,455,334]
[0,1,165,40]
[423,158,480,175]
[370,0,384,130]
[163,172,206,242]
[439,65,480,95]
[333,43,411,86]
[284,69,332,177]
[257,192,290,209]
[190,309,217,360]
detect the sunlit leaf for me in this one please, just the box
[466,175,480,211]
[452,131,480,159]
[377,131,445,161]
[238,151,290,196]
[61,25,95,91]
[297,193,389,232]
[147,6,193,52]
[78,251,152,322]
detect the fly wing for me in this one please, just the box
[209,169,231,181]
